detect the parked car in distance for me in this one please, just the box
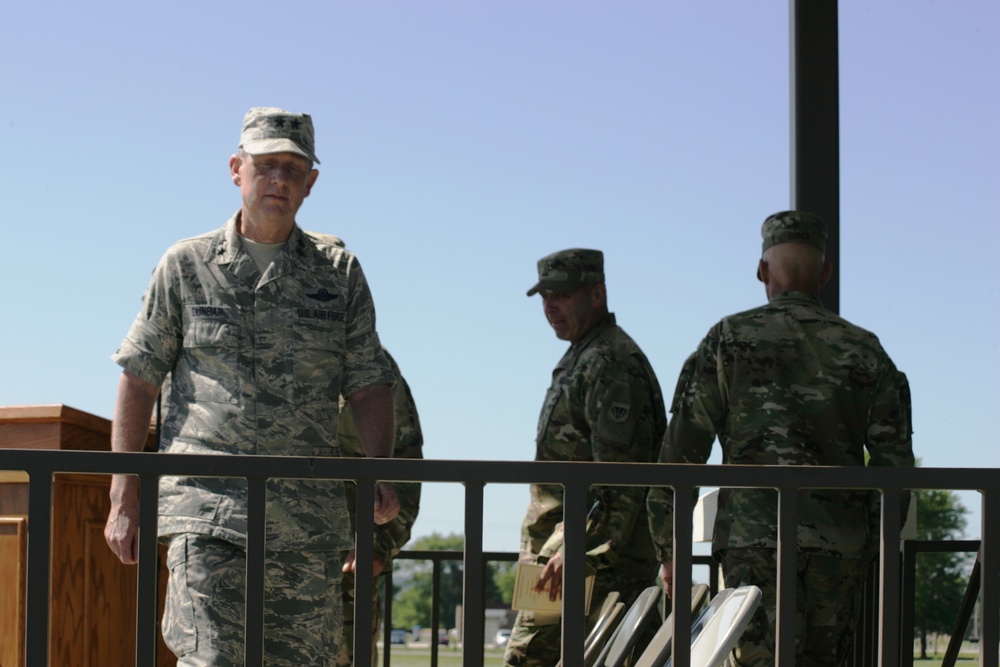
[438,628,450,645]
[496,628,511,647]
[390,629,407,645]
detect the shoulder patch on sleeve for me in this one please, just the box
[608,402,631,424]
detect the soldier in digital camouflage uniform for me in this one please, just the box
[104,107,400,667]
[646,211,914,667]
[503,249,667,667]
[336,347,423,667]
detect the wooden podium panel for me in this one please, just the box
[0,405,173,667]
[0,517,27,667]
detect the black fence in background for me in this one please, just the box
[1,449,997,666]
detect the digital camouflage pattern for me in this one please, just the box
[504,314,666,667]
[646,291,914,562]
[337,348,424,667]
[240,106,321,164]
[112,214,394,551]
[163,534,346,666]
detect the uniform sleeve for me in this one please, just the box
[575,355,664,569]
[374,355,424,565]
[341,351,424,564]
[865,364,915,531]
[341,257,393,396]
[647,348,719,562]
[865,365,914,469]
[111,254,183,387]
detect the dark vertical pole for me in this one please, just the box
[354,480,377,667]
[790,0,841,315]
[980,490,999,667]
[775,487,798,666]
[463,481,486,667]
[245,477,267,667]
[24,471,53,667]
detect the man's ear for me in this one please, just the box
[229,154,242,186]
[303,169,319,198]
[820,260,833,288]
[757,259,768,283]
[590,283,608,309]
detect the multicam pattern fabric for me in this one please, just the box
[526,248,605,296]
[337,348,423,667]
[647,291,914,561]
[112,214,394,551]
[504,314,666,666]
[163,533,345,666]
[718,548,870,667]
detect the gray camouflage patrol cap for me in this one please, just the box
[758,210,828,280]
[526,248,605,296]
[239,107,320,164]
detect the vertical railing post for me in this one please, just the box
[900,540,917,666]
[560,480,588,666]
[354,478,377,667]
[136,471,161,665]
[878,490,903,667]
[670,482,695,667]
[775,486,798,666]
[431,554,443,667]
[462,481,486,667]
[980,489,999,667]
[245,476,267,667]
[24,468,53,667]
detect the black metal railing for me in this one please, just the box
[1,448,997,666]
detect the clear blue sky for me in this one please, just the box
[1,1,996,551]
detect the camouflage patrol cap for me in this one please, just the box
[526,248,605,296]
[239,107,320,164]
[757,210,828,280]
[760,210,827,253]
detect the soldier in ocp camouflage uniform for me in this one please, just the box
[104,107,401,667]
[336,347,423,667]
[646,211,914,666]
[504,249,666,667]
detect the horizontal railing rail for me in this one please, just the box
[1,448,997,667]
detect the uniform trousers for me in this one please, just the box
[719,547,870,667]
[162,533,345,667]
[336,569,385,667]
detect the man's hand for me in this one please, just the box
[104,371,159,565]
[374,481,400,525]
[533,552,564,602]
[341,548,386,576]
[104,475,141,564]
[660,560,673,599]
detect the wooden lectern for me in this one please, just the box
[0,405,173,667]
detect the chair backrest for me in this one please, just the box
[556,591,626,667]
[586,591,622,647]
[664,585,762,667]
[632,584,712,667]
[583,602,626,667]
[596,586,662,667]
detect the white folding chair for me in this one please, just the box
[584,602,626,667]
[586,591,622,647]
[555,592,624,667]
[663,585,762,667]
[632,583,711,667]
[593,586,662,667]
